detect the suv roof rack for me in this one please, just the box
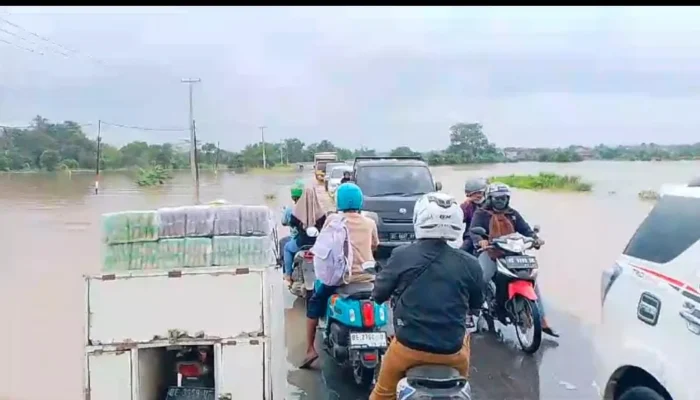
[353,155,424,169]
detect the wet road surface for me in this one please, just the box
[3,161,696,400]
[283,293,598,400]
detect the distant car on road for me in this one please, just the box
[596,181,700,400]
[327,165,353,195]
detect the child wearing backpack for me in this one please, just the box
[300,182,379,369]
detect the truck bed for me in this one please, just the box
[84,266,286,399]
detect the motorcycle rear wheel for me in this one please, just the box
[512,296,542,354]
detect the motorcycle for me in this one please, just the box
[287,228,319,300]
[319,262,390,389]
[394,316,476,399]
[172,346,214,388]
[470,225,544,354]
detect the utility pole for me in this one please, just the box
[279,142,284,165]
[181,78,201,203]
[193,120,201,204]
[259,125,267,169]
[95,120,102,194]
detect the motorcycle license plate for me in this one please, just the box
[504,255,538,268]
[349,332,388,349]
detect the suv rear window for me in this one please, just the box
[355,165,434,197]
[623,195,700,264]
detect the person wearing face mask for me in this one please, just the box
[460,178,488,255]
[469,183,559,338]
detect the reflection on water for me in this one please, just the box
[0,161,694,400]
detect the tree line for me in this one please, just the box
[2,115,700,172]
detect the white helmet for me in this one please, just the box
[413,192,464,241]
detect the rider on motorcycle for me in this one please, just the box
[469,182,559,338]
[460,177,488,254]
[340,170,353,184]
[279,180,304,257]
[300,182,379,369]
[284,185,328,284]
[370,192,484,400]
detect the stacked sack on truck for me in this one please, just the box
[101,204,276,272]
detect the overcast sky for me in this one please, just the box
[1,6,700,150]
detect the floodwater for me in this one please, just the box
[1,160,697,400]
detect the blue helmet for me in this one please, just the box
[336,182,364,211]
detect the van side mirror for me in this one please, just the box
[435,182,443,191]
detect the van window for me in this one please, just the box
[623,195,700,264]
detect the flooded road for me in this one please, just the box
[1,161,696,400]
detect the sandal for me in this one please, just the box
[299,354,319,369]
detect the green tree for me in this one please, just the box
[389,146,419,157]
[39,149,61,171]
[61,158,79,170]
[283,138,305,163]
[445,122,501,163]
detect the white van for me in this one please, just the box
[84,266,286,400]
[596,183,700,400]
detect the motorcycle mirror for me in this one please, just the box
[533,225,541,233]
[470,226,487,237]
[306,227,319,237]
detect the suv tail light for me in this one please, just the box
[601,263,623,305]
[361,301,375,327]
[178,363,202,378]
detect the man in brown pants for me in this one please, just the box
[369,192,484,399]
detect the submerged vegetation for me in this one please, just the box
[488,173,593,192]
[638,190,660,201]
[136,166,172,187]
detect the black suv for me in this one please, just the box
[353,156,442,258]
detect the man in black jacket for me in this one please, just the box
[369,192,483,400]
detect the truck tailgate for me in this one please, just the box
[86,267,268,345]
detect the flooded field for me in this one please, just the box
[1,160,696,400]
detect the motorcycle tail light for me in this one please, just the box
[361,301,375,327]
[178,363,202,377]
[303,251,314,261]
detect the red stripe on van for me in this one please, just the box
[631,265,700,295]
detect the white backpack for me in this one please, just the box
[311,214,353,286]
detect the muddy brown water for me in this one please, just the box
[1,161,696,400]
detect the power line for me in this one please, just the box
[100,121,187,132]
[0,36,43,55]
[0,26,68,57]
[0,15,106,65]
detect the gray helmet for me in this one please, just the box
[464,178,488,195]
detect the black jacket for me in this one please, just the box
[372,239,484,355]
[468,205,534,246]
[289,214,327,248]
